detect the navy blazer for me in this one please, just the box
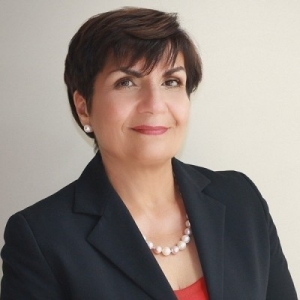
[1,153,297,299]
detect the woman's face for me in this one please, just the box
[76,52,190,165]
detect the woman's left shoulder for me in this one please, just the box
[176,159,269,215]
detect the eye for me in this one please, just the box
[163,79,181,87]
[115,79,134,89]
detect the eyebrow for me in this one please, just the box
[110,66,186,78]
[164,66,186,77]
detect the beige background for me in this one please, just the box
[1,0,299,293]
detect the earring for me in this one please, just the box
[83,125,92,133]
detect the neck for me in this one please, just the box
[100,152,187,242]
[101,153,178,215]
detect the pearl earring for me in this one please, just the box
[83,125,92,133]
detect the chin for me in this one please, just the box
[131,148,179,166]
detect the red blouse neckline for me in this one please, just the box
[174,277,209,300]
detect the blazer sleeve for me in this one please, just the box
[265,209,298,299]
[1,213,66,300]
[241,173,298,300]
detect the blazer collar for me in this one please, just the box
[73,153,225,300]
[172,159,225,300]
[73,153,176,299]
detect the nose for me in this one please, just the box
[137,85,168,114]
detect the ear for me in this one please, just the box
[73,91,90,126]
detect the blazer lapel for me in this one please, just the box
[73,154,176,300]
[172,158,226,300]
[73,154,226,300]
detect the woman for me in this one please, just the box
[1,7,297,300]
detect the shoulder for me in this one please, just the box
[6,153,108,237]
[175,158,261,193]
[196,164,263,200]
[4,177,99,257]
[6,180,84,241]
[174,158,269,217]
[18,180,77,219]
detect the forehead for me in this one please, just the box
[103,51,185,74]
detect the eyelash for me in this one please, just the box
[163,79,182,88]
[115,78,134,89]
[114,77,184,89]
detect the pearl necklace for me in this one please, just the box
[143,217,192,256]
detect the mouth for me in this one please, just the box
[131,125,169,135]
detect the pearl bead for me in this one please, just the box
[177,241,187,250]
[147,241,154,249]
[143,216,192,256]
[154,246,162,254]
[171,246,179,254]
[83,125,92,133]
[181,235,190,243]
[184,228,191,235]
[162,247,171,256]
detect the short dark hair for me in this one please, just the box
[64,7,202,140]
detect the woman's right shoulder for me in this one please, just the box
[12,180,78,226]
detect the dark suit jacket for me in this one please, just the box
[1,153,297,299]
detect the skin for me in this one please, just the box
[75,52,190,167]
[74,52,203,290]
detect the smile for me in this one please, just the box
[131,125,169,135]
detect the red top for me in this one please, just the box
[174,277,209,300]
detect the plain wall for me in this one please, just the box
[1,0,299,293]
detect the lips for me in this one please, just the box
[131,125,169,135]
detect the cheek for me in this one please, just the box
[183,101,191,119]
[91,100,122,124]
[173,99,190,125]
